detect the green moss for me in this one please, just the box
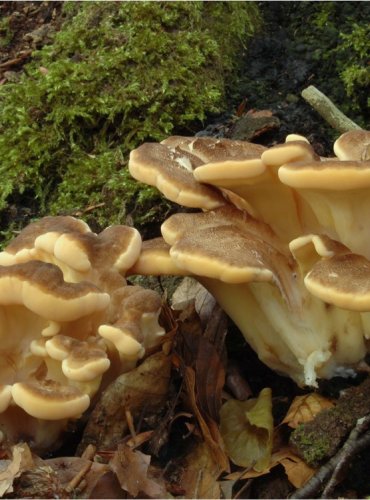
[291,423,333,466]
[0,16,12,48]
[0,1,260,246]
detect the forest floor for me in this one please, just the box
[0,3,369,499]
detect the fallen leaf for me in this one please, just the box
[78,350,171,452]
[184,365,230,472]
[220,388,273,471]
[274,448,315,488]
[0,443,35,496]
[179,442,221,499]
[226,447,315,488]
[110,443,166,498]
[282,393,334,429]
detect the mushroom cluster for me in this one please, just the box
[0,217,165,451]
[128,130,370,387]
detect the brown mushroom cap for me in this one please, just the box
[289,233,350,276]
[160,207,295,305]
[193,141,320,242]
[11,380,90,420]
[0,217,142,290]
[45,335,110,382]
[304,253,370,311]
[0,261,110,321]
[333,130,370,161]
[99,285,165,362]
[129,141,225,209]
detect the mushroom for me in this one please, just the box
[126,131,370,386]
[0,218,166,451]
[0,260,111,451]
[127,207,369,386]
[333,129,370,160]
[193,139,321,242]
[0,216,142,291]
[98,285,165,372]
[278,159,370,259]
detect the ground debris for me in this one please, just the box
[290,376,370,466]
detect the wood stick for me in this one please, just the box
[301,85,362,134]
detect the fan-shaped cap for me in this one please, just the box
[129,141,225,209]
[334,130,370,161]
[279,159,370,190]
[0,261,110,321]
[45,335,110,382]
[11,380,90,420]
[305,253,370,312]
[261,141,319,167]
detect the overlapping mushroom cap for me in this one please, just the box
[0,217,166,451]
[128,130,370,386]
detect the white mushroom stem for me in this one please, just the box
[200,277,368,387]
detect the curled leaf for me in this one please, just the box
[282,393,334,429]
[220,387,273,472]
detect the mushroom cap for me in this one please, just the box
[127,237,186,276]
[129,141,225,209]
[0,216,91,263]
[0,261,110,321]
[11,380,90,420]
[278,160,370,190]
[99,285,165,360]
[261,141,319,167]
[160,207,294,297]
[0,217,142,288]
[304,253,370,312]
[45,335,110,382]
[333,130,370,161]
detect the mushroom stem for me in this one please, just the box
[200,277,368,387]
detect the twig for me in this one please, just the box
[321,415,370,498]
[0,50,32,70]
[292,414,370,499]
[301,85,362,134]
[65,444,96,493]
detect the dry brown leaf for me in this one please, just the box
[226,447,315,489]
[282,393,335,429]
[110,443,166,498]
[78,350,172,451]
[273,448,315,488]
[179,442,221,499]
[184,366,230,472]
[0,443,35,496]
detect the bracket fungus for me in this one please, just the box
[128,131,370,387]
[0,217,165,451]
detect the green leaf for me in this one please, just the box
[220,388,273,472]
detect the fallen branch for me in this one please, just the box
[0,50,32,70]
[292,414,370,499]
[301,85,362,134]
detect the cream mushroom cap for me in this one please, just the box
[11,381,90,420]
[333,130,370,161]
[278,159,370,190]
[261,140,319,167]
[128,141,225,209]
[278,159,370,259]
[127,238,186,276]
[0,261,110,321]
[304,253,370,312]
